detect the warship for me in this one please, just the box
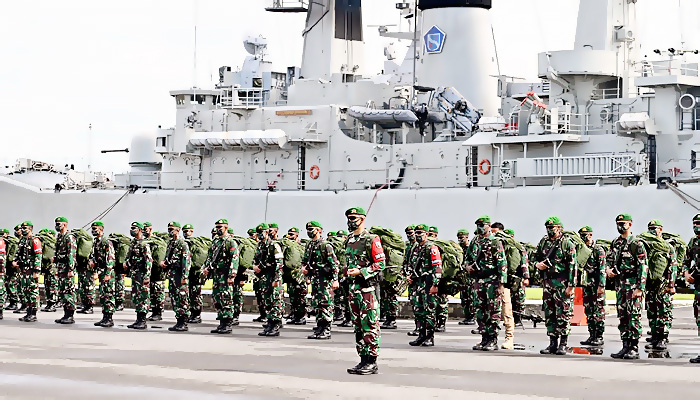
[3,0,700,242]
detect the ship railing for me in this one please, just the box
[636,60,699,77]
[542,112,585,135]
[591,88,620,100]
[500,153,646,183]
[265,0,308,12]
[220,87,268,109]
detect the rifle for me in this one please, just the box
[540,237,563,281]
[514,310,545,328]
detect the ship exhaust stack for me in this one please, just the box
[416,0,499,117]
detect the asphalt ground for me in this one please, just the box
[0,305,699,399]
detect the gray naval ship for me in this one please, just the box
[4,0,700,242]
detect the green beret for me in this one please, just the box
[48,229,56,235]
[616,213,633,222]
[475,215,491,224]
[215,219,228,225]
[247,228,255,235]
[336,230,348,236]
[91,221,105,228]
[428,226,438,233]
[168,221,182,228]
[694,214,700,222]
[288,227,300,233]
[256,223,269,232]
[39,228,49,233]
[345,207,367,216]
[306,220,323,229]
[183,224,193,230]
[269,223,279,229]
[504,228,515,236]
[327,231,336,237]
[578,226,593,234]
[457,229,469,235]
[648,219,663,228]
[545,216,562,226]
[143,221,153,227]
[55,216,68,223]
[0,228,9,234]
[405,224,416,232]
[415,224,429,231]
[228,228,235,234]
[22,221,33,227]
[14,225,21,230]
[131,221,144,229]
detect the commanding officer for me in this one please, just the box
[162,222,191,332]
[125,222,152,330]
[408,224,442,347]
[534,217,576,356]
[457,229,476,326]
[644,220,676,351]
[89,221,115,328]
[465,216,506,351]
[53,217,78,325]
[344,207,385,375]
[14,222,42,322]
[254,223,285,337]
[203,219,240,334]
[303,221,340,340]
[182,224,203,324]
[608,213,648,360]
[578,226,607,347]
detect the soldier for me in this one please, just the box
[287,227,300,243]
[13,221,42,322]
[334,229,352,327]
[124,222,152,330]
[607,213,648,360]
[407,224,442,347]
[426,226,448,332]
[403,224,421,336]
[10,225,26,314]
[202,219,241,333]
[686,214,700,363]
[253,223,285,337]
[76,225,97,315]
[182,224,203,324]
[3,227,21,311]
[302,221,340,339]
[533,216,576,356]
[505,228,528,327]
[114,255,126,312]
[89,220,115,328]
[143,222,165,322]
[248,228,256,240]
[162,222,191,332]
[280,225,308,326]
[578,226,607,347]
[344,207,385,375]
[40,228,59,313]
[327,231,336,239]
[457,229,477,326]
[465,216,506,351]
[53,217,78,325]
[0,230,5,320]
[644,220,676,351]
[250,227,267,324]
[268,223,279,239]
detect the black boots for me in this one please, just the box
[13,303,27,314]
[308,320,331,340]
[55,309,75,324]
[381,317,397,330]
[580,333,595,346]
[622,339,639,359]
[435,317,446,333]
[147,308,162,321]
[409,326,427,346]
[41,302,57,312]
[5,301,18,311]
[337,318,352,327]
[611,340,630,359]
[347,355,367,374]
[77,305,94,314]
[211,318,233,334]
[555,335,568,355]
[19,307,37,322]
[94,313,114,328]
[115,302,124,311]
[482,335,498,351]
[421,328,435,347]
[541,336,558,354]
[168,317,189,332]
[645,334,668,351]
[407,321,421,336]
[459,317,476,325]
[0,309,3,320]
[287,316,306,325]
[259,321,281,337]
[127,312,147,330]
[690,355,700,364]
[188,309,202,324]
[473,334,487,351]
[354,356,378,375]
[589,334,604,346]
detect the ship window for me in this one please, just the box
[176,95,186,105]
[156,137,166,147]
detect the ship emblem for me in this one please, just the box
[424,26,446,54]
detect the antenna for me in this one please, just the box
[193,0,199,90]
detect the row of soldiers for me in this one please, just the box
[3,210,700,371]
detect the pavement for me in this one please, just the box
[0,306,699,399]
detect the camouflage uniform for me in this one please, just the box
[411,239,443,339]
[533,234,576,337]
[609,236,648,341]
[203,234,240,321]
[510,245,530,322]
[115,272,125,308]
[304,238,340,326]
[17,232,42,311]
[581,241,607,340]
[0,238,6,315]
[77,253,96,310]
[90,235,115,314]
[465,234,507,340]
[379,279,399,323]
[402,239,421,332]
[645,239,676,342]
[459,242,477,322]
[4,232,20,308]
[345,230,386,357]
[146,232,166,318]
[41,257,59,308]
[54,231,78,312]
[283,268,308,322]
[254,238,284,324]
[126,237,152,314]
[683,235,700,330]
[164,237,191,320]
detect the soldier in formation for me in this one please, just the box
[302,221,340,339]
[578,226,607,347]
[0,229,5,320]
[143,222,165,322]
[162,221,191,332]
[3,227,20,312]
[54,217,78,325]
[407,224,442,347]
[203,219,240,334]
[182,224,203,324]
[253,223,285,337]
[125,222,152,330]
[14,222,42,322]
[89,220,115,328]
[643,220,676,351]
[456,229,476,326]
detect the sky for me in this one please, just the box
[1,0,698,173]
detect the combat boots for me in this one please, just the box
[611,340,630,359]
[258,320,272,336]
[407,321,421,336]
[409,326,427,346]
[288,317,306,325]
[264,321,281,337]
[77,305,94,314]
[580,333,595,346]
[554,335,568,355]
[19,307,37,322]
[168,317,189,332]
[337,319,352,327]
[188,309,202,324]
[421,327,435,347]
[471,328,483,335]
[210,319,226,334]
[308,320,331,340]
[56,310,75,325]
[94,314,108,326]
[347,355,367,374]
[127,312,147,330]
[482,335,499,351]
[99,313,114,328]
[41,302,57,312]
[115,301,124,311]
[381,317,397,330]
[435,317,446,333]
[622,339,640,359]
[589,334,604,346]
[653,335,669,351]
[689,355,700,363]
[5,300,18,311]
[459,317,476,326]
[0,309,3,320]
[231,316,240,326]
[540,336,558,354]
[213,318,233,334]
[147,308,162,321]
[354,356,378,375]
[13,303,27,314]
[472,334,487,351]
